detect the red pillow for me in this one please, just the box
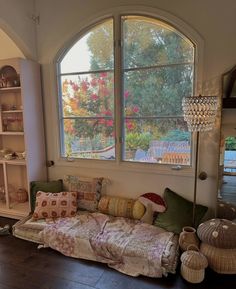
[139,192,166,212]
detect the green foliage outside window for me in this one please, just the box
[225,137,236,150]
[59,16,194,163]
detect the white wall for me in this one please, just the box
[0,0,37,60]
[32,0,236,215]
[1,0,236,215]
[0,28,24,59]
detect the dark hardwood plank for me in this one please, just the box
[0,235,104,288]
[96,266,236,289]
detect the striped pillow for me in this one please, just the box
[98,196,145,219]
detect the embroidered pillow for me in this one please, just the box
[64,175,104,212]
[33,191,77,220]
[30,179,63,212]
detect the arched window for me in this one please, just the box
[57,15,194,165]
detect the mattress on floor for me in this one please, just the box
[13,212,179,277]
[13,214,50,243]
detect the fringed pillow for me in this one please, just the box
[64,175,104,212]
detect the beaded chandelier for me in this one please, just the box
[182,95,218,132]
[182,94,218,226]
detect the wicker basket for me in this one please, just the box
[180,247,208,283]
[180,265,205,284]
[200,242,236,274]
[197,219,236,249]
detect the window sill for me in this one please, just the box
[54,157,194,177]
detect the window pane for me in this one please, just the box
[60,72,114,117]
[123,118,190,165]
[124,64,193,117]
[123,16,194,69]
[60,19,114,73]
[62,118,115,160]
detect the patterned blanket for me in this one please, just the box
[40,212,178,277]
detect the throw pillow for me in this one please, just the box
[141,203,154,224]
[33,191,77,220]
[154,188,208,234]
[64,175,103,212]
[98,196,145,219]
[30,179,63,212]
[138,192,166,212]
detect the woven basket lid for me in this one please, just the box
[181,250,208,270]
[197,218,236,249]
[217,200,236,220]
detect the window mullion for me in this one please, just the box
[114,14,123,163]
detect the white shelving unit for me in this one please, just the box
[0,58,46,219]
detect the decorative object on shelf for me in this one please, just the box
[2,112,23,132]
[4,153,16,160]
[182,95,218,227]
[179,226,200,251]
[197,218,236,274]
[0,148,12,159]
[16,151,25,160]
[16,188,28,203]
[0,65,20,88]
[180,245,208,283]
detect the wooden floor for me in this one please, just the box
[0,217,235,289]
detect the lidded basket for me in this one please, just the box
[197,218,236,249]
[180,246,208,283]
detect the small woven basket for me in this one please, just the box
[180,265,205,284]
[200,242,236,274]
[180,245,208,283]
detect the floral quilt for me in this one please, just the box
[40,211,178,277]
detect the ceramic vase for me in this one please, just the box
[179,226,200,251]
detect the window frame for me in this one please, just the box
[54,8,204,176]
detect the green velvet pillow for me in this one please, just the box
[30,179,63,212]
[154,188,208,234]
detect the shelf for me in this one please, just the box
[0,201,29,219]
[0,58,47,219]
[0,159,26,165]
[0,131,24,136]
[0,86,21,93]
[1,110,23,113]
